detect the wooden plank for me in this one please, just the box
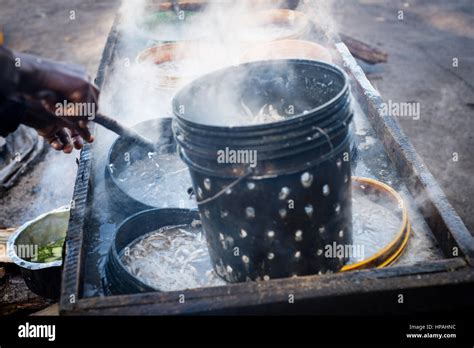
[69,266,473,315]
[340,33,388,64]
[30,303,59,316]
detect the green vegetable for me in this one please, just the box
[32,238,65,263]
[142,10,198,30]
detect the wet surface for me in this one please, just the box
[115,153,194,209]
[81,70,442,297]
[351,100,442,266]
[81,9,442,297]
[108,185,405,292]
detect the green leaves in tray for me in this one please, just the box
[33,238,65,263]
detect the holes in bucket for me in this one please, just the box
[295,230,303,242]
[226,265,233,273]
[225,188,232,195]
[242,255,250,264]
[339,230,344,238]
[305,204,313,218]
[203,178,211,190]
[334,203,341,214]
[316,249,323,256]
[301,172,313,188]
[225,236,234,248]
[267,230,275,239]
[247,182,256,190]
[322,184,330,196]
[294,251,301,259]
[263,275,270,281]
[219,233,233,250]
[267,252,275,260]
[344,175,349,184]
[245,207,255,219]
[336,158,342,169]
[197,187,203,199]
[279,208,287,219]
[220,209,228,218]
[279,187,290,200]
[240,229,248,238]
[318,226,325,234]
[203,209,210,218]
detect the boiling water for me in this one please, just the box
[120,187,402,291]
[115,153,195,209]
[121,224,226,291]
[350,189,401,263]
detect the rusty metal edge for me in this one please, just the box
[59,14,120,314]
[66,258,471,315]
[80,270,474,315]
[335,43,474,265]
[59,22,473,315]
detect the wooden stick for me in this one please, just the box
[340,33,388,64]
[93,113,157,152]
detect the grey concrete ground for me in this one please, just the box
[0,0,472,233]
[0,0,119,226]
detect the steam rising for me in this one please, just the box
[98,0,340,128]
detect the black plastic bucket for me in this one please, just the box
[172,59,354,282]
[104,208,200,295]
[105,118,196,218]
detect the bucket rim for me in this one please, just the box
[172,59,350,131]
[177,132,352,179]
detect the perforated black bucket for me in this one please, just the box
[173,59,353,282]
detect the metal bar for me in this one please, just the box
[60,14,120,313]
[66,259,470,315]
